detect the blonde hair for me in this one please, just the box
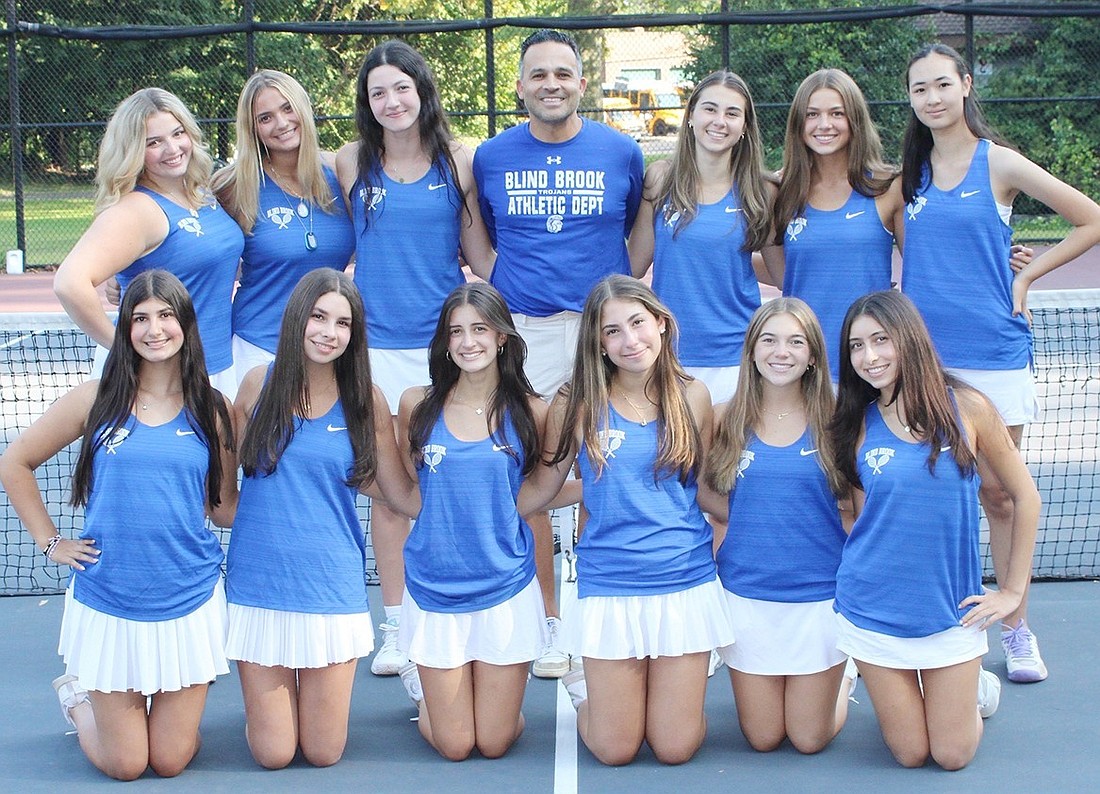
[211,70,335,232]
[654,71,775,252]
[773,69,895,244]
[549,275,701,482]
[707,298,838,493]
[94,88,213,214]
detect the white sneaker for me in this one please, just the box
[399,661,423,706]
[52,673,88,729]
[370,616,406,676]
[977,667,1001,719]
[532,616,570,679]
[562,667,587,710]
[1001,620,1049,683]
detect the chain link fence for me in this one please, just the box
[2,1,1098,268]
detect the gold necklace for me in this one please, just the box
[617,389,654,426]
[451,394,487,416]
[136,388,182,411]
[763,406,798,421]
[880,401,913,434]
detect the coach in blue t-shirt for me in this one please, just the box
[472,29,644,679]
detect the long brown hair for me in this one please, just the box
[827,290,977,495]
[653,71,774,252]
[708,298,837,494]
[239,268,377,489]
[773,69,896,245]
[548,275,701,482]
[71,270,233,508]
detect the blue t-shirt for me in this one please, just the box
[74,411,223,621]
[227,399,368,614]
[834,401,983,638]
[576,406,716,598]
[902,139,1030,369]
[782,189,894,379]
[349,165,464,348]
[474,120,644,316]
[404,412,535,613]
[119,188,243,374]
[652,190,759,367]
[232,168,355,353]
[717,428,845,602]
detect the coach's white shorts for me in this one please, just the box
[945,365,1038,427]
[511,311,581,400]
[369,347,430,415]
[684,365,740,406]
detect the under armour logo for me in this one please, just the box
[266,206,294,230]
[546,156,562,165]
[864,447,896,475]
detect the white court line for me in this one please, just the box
[552,508,578,794]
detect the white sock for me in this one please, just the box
[384,605,401,621]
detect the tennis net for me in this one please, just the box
[2,293,1098,594]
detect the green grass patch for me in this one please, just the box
[1,183,95,269]
[1012,215,1073,244]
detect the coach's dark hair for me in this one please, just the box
[901,43,1009,204]
[409,282,540,475]
[827,290,976,495]
[353,40,464,229]
[520,29,583,76]
[240,268,377,488]
[71,270,233,508]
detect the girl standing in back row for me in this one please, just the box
[899,43,1100,682]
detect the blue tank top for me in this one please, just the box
[902,139,1030,369]
[227,399,367,614]
[73,411,223,621]
[717,427,845,602]
[576,406,716,598]
[782,190,894,378]
[349,165,464,348]
[232,168,356,353]
[119,188,243,374]
[404,412,535,613]
[834,401,983,638]
[652,190,759,367]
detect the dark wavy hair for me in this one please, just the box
[239,268,377,489]
[408,282,541,475]
[901,43,1009,203]
[70,269,233,507]
[352,39,464,227]
[827,290,977,496]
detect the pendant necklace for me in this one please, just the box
[618,389,653,426]
[451,395,486,416]
[268,165,318,251]
[764,406,796,421]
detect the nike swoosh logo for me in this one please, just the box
[428,183,447,191]
[845,211,865,219]
[492,444,512,452]
[176,429,196,437]
[940,445,952,452]
[327,424,347,432]
[799,448,818,457]
[725,207,743,213]
[960,190,981,198]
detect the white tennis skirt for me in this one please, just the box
[59,581,229,696]
[563,577,736,661]
[399,577,548,669]
[835,612,989,670]
[718,591,846,675]
[226,604,375,669]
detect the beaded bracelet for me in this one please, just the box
[42,534,63,561]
